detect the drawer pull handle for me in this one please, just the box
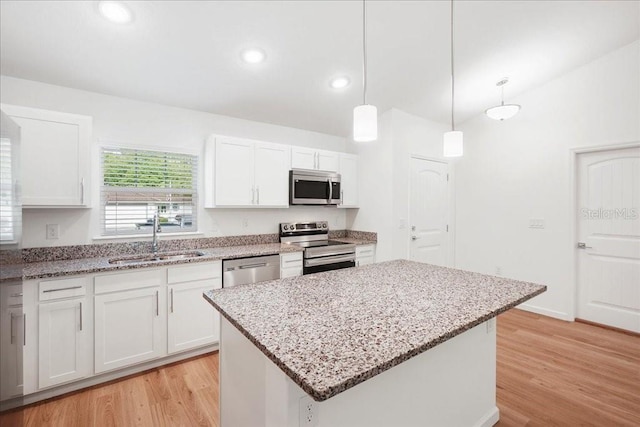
[43,285,82,293]
[156,290,159,316]
[10,293,23,298]
[283,259,301,264]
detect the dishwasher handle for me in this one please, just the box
[238,262,269,269]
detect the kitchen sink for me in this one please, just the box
[108,251,205,265]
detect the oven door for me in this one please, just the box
[290,171,341,205]
[303,253,356,274]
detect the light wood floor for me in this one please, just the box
[1,309,638,426]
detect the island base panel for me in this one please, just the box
[219,317,499,427]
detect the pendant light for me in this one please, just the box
[443,0,462,157]
[353,0,377,142]
[485,78,521,120]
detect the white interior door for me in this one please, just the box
[576,146,640,332]
[409,157,449,266]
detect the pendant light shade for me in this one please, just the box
[443,131,463,157]
[485,78,521,121]
[353,0,377,142]
[443,0,463,158]
[353,104,378,142]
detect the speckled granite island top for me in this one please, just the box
[204,260,546,401]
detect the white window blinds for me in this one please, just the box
[101,147,198,236]
[0,138,17,242]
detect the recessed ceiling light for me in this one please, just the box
[98,1,133,24]
[241,48,267,64]
[329,76,351,89]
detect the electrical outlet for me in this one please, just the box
[241,218,249,228]
[46,224,59,240]
[299,395,318,427]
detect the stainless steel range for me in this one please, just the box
[279,221,356,274]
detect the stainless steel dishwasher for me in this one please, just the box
[222,254,280,287]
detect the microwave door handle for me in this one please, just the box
[328,178,333,202]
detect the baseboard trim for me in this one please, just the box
[5,344,218,410]
[576,318,640,337]
[474,406,500,427]
[517,303,573,321]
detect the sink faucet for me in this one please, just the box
[152,213,162,255]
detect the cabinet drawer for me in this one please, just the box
[167,261,221,284]
[356,245,375,257]
[280,252,303,268]
[4,284,23,306]
[39,277,88,302]
[95,269,163,294]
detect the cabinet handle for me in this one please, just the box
[156,290,159,316]
[10,293,23,298]
[256,187,260,205]
[43,285,82,293]
[341,190,344,204]
[315,152,319,169]
[170,288,174,314]
[23,314,26,346]
[251,185,255,204]
[283,259,300,264]
[79,302,83,331]
[81,177,85,205]
[10,314,15,344]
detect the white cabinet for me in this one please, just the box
[291,147,339,172]
[207,136,290,208]
[94,269,166,374]
[38,297,90,388]
[167,261,222,354]
[356,244,376,267]
[280,252,303,278]
[0,104,91,207]
[0,283,24,401]
[339,153,359,208]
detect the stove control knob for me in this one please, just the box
[322,223,327,228]
[291,224,296,230]
[283,225,289,230]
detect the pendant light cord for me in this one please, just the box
[450,0,455,131]
[362,0,368,105]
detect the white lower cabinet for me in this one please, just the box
[0,283,25,400]
[356,244,376,267]
[94,286,166,374]
[167,261,222,354]
[280,252,303,278]
[38,297,91,388]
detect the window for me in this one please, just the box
[101,147,198,236]
[0,137,17,243]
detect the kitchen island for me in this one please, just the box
[204,260,546,427]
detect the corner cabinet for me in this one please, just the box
[205,136,290,208]
[0,104,92,208]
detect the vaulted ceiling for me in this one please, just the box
[1,1,638,137]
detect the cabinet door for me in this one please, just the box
[339,154,359,207]
[168,278,221,354]
[0,306,24,400]
[38,298,90,388]
[291,147,317,170]
[356,244,376,266]
[317,150,340,172]
[1,104,91,207]
[94,287,166,374]
[254,142,290,207]
[215,137,255,206]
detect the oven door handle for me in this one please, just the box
[304,254,355,267]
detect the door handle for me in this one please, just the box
[411,236,418,241]
[23,314,26,346]
[79,302,83,331]
[577,242,593,249]
[170,288,174,314]
[80,177,85,205]
[256,186,260,205]
[251,186,255,204]
[10,313,15,344]
[156,290,159,316]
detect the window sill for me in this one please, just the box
[93,231,204,242]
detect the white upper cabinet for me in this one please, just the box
[339,153,359,208]
[206,135,290,208]
[291,147,339,172]
[0,104,91,208]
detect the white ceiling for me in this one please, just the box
[1,1,638,138]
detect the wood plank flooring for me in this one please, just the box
[1,309,638,426]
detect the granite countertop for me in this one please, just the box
[2,238,377,282]
[204,259,546,402]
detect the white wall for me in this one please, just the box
[0,76,349,248]
[455,40,640,320]
[347,108,451,262]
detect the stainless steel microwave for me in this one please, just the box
[289,169,341,205]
